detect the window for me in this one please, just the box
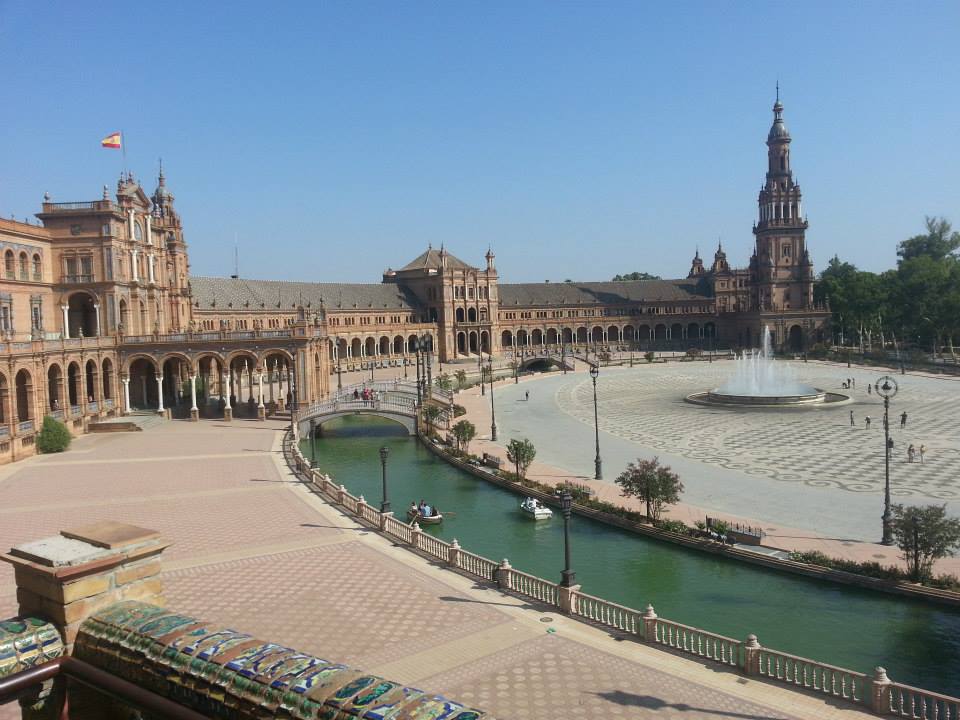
[102,223,111,236]
[32,254,41,280]
[104,248,113,280]
[80,256,93,280]
[19,253,28,280]
[467,287,474,300]
[134,221,143,242]
[0,303,10,334]
[782,245,791,258]
[4,251,13,279]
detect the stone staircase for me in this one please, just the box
[89,411,167,433]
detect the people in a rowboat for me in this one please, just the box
[409,501,418,516]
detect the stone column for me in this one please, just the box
[223,371,232,421]
[269,361,276,404]
[256,370,265,420]
[139,376,147,408]
[155,376,164,414]
[642,604,658,643]
[121,378,131,415]
[557,583,580,614]
[61,304,69,338]
[131,249,139,282]
[145,213,152,245]
[93,303,101,337]
[1,520,168,652]
[189,374,198,422]
[447,538,461,567]
[148,253,155,284]
[870,667,892,713]
[496,558,513,591]
[742,633,761,676]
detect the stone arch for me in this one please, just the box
[85,359,98,404]
[118,298,129,333]
[457,331,467,354]
[351,337,362,358]
[15,369,32,422]
[379,336,390,355]
[671,323,683,340]
[336,338,348,359]
[467,307,478,323]
[364,336,376,357]
[47,363,63,411]
[480,330,490,353]
[788,324,803,352]
[469,331,478,353]
[607,325,620,342]
[562,328,573,344]
[32,253,41,279]
[623,325,635,341]
[638,324,651,340]
[18,251,28,279]
[455,308,465,323]
[546,328,559,345]
[591,326,604,343]
[654,324,667,340]
[687,322,700,340]
[407,335,418,353]
[67,291,98,337]
[3,249,13,277]
[66,361,81,407]
[501,330,513,347]
[393,335,404,354]
[128,357,159,410]
[531,329,543,345]
[0,371,7,424]
[516,329,528,346]
[576,327,588,343]
[704,322,716,338]
[102,358,114,400]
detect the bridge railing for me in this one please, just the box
[283,426,960,717]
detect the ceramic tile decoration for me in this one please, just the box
[0,616,64,678]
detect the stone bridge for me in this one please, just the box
[508,350,578,372]
[296,380,453,437]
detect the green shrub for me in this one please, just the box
[644,351,655,363]
[452,404,466,417]
[37,416,71,453]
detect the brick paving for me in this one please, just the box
[0,414,878,719]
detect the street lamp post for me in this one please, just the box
[876,376,898,545]
[415,340,422,405]
[379,446,390,513]
[488,361,497,441]
[561,344,567,374]
[335,341,342,392]
[479,351,485,396]
[560,490,575,587]
[309,418,316,467]
[590,364,602,480]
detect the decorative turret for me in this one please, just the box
[485,246,495,271]
[756,89,804,229]
[687,248,704,277]
[711,242,729,273]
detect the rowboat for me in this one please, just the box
[520,497,553,520]
[408,509,443,525]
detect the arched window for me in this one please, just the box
[18,252,28,280]
[4,250,13,278]
[32,254,41,280]
[780,155,785,171]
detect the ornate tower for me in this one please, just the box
[752,92,813,311]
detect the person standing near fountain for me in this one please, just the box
[850,410,854,427]
[865,416,871,429]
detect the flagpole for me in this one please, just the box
[121,129,127,175]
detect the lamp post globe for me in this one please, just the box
[590,364,602,480]
[379,445,390,514]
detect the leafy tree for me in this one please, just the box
[422,404,443,434]
[891,504,960,582]
[897,216,960,263]
[37,416,71,453]
[454,370,467,389]
[644,351,655,363]
[434,374,452,391]
[615,457,684,521]
[612,272,662,281]
[506,438,536,480]
[451,419,476,453]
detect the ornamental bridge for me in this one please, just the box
[296,380,453,437]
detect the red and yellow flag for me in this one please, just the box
[101,132,122,149]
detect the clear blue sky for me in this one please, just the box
[2,1,957,283]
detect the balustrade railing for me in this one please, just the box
[49,409,65,420]
[572,591,642,635]
[455,549,498,581]
[0,426,9,438]
[884,681,960,719]
[18,420,34,433]
[756,649,867,704]
[71,406,81,417]
[508,568,559,606]
[284,431,960,715]
[104,398,114,408]
[87,401,98,413]
[651,618,740,667]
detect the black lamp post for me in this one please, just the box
[560,490,575,587]
[590,364,602,480]
[424,335,433,396]
[379,446,390,513]
[561,344,567,375]
[479,351,485,396]
[488,361,497,441]
[309,418,316,467]
[415,340,422,405]
[876,376,898,545]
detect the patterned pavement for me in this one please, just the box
[0,415,876,719]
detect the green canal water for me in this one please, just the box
[305,416,960,696]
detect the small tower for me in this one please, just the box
[711,242,729,273]
[687,248,704,277]
[485,246,495,271]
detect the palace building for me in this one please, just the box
[0,98,828,463]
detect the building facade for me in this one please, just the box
[0,98,828,463]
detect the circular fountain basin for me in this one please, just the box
[685,389,851,408]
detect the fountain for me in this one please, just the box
[686,327,849,408]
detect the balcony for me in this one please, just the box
[41,200,117,213]
[61,274,95,284]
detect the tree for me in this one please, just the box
[897,217,960,263]
[612,272,661,281]
[615,457,684,521]
[891,504,960,582]
[422,404,443,434]
[455,370,467,389]
[435,374,452,391]
[451,419,476,453]
[37,416,71,453]
[506,438,536,480]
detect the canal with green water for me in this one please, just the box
[305,416,960,695]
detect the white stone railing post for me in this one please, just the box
[380,511,393,531]
[558,583,580,614]
[448,538,461,567]
[870,667,892,714]
[642,604,658,643]
[742,634,761,676]
[410,521,422,548]
[357,495,367,518]
[496,558,513,591]
[338,484,347,504]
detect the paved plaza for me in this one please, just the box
[0,415,878,719]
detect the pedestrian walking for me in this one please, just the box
[852,378,856,389]
[525,390,529,401]
[849,410,855,427]
[865,416,871,429]
[919,444,926,464]
[867,384,872,395]
[900,411,907,429]
[907,444,915,463]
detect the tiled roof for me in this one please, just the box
[498,278,713,306]
[398,247,475,271]
[189,276,419,311]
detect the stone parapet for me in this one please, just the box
[75,600,492,719]
[1,521,168,651]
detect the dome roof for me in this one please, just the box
[767,100,791,142]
